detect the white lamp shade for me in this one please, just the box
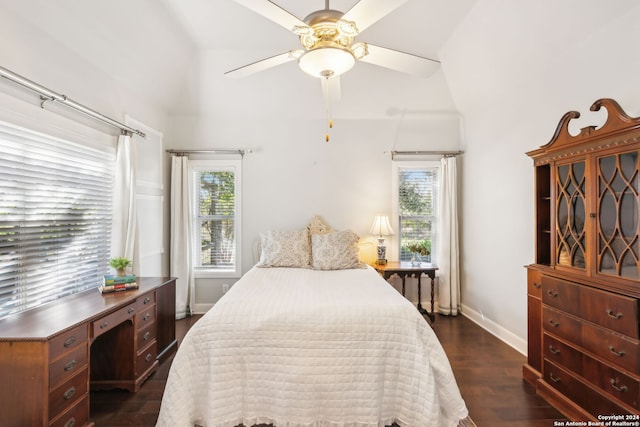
[369,214,394,236]
[299,47,356,78]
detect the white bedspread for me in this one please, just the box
[156,266,469,427]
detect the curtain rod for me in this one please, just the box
[0,66,146,138]
[387,150,464,159]
[166,149,250,156]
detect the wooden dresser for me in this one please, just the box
[0,276,177,427]
[524,99,640,419]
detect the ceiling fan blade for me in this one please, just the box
[233,0,310,34]
[225,50,302,78]
[341,0,409,33]
[359,44,440,78]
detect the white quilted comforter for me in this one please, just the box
[156,266,469,427]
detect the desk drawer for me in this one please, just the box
[137,322,156,349]
[135,291,156,312]
[92,303,136,338]
[49,368,88,420]
[136,305,156,329]
[49,395,88,427]
[49,345,88,391]
[136,341,157,376]
[49,325,88,362]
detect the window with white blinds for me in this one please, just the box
[190,159,242,278]
[0,122,114,319]
[393,162,439,263]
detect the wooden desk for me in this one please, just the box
[0,277,177,427]
[373,262,438,323]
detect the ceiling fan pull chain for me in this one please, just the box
[323,76,333,142]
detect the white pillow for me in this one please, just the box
[311,230,365,270]
[257,229,311,268]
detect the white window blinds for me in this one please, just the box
[190,159,242,278]
[0,122,114,319]
[397,165,438,263]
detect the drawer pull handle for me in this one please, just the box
[63,386,76,400]
[144,297,151,304]
[609,345,626,357]
[63,336,76,347]
[606,309,623,320]
[143,313,151,321]
[145,353,153,362]
[546,290,558,298]
[64,359,77,371]
[548,345,560,355]
[128,307,135,314]
[549,373,561,383]
[548,319,560,328]
[143,331,151,341]
[610,378,628,392]
[100,321,108,329]
[533,282,541,289]
[64,418,76,427]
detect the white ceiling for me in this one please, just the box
[162,0,477,57]
[161,0,478,118]
[1,0,478,118]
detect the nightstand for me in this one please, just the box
[373,261,438,323]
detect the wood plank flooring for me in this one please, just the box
[90,313,566,426]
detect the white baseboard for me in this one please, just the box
[460,304,527,356]
[192,303,214,315]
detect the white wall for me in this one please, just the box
[167,114,462,307]
[0,1,194,277]
[440,0,640,352]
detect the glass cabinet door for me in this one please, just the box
[556,161,586,269]
[597,151,639,279]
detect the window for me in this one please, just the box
[0,122,114,319]
[392,161,439,263]
[190,159,242,278]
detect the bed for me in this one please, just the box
[156,222,472,427]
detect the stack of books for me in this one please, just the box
[99,274,138,294]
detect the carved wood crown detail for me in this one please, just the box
[527,98,640,162]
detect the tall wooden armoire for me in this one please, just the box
[524,98,640,419]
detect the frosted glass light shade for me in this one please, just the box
[299,47,355,78]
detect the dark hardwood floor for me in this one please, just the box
[90,313,566,426]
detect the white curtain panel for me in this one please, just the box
[111,134,140,272]
[436,156,461,315]
[170,156,194,319]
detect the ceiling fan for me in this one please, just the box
[226,0,440,140]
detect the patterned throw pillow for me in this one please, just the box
[307,215,332,235]
[257,229,311,268]
[311,230,365,270]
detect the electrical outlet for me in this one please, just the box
[222,283,230,294]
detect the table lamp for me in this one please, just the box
[369,214,394,265]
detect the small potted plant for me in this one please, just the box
[405,241,431,266]
[109,257,131,277]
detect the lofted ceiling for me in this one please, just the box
[159,0,478,118]
[1,0,478,119]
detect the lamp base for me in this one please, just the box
[375,259,388,265]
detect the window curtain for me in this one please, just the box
[170,155,194,319]
[436,156,461,315]
[111,133,140,272]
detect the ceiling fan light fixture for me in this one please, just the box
[298,46,355,78]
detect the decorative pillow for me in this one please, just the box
[307,215,332,235]
[257,229,311,268]
[311,230,365,270]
